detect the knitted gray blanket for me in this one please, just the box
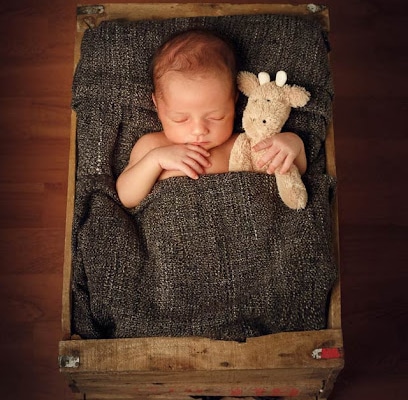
[71,14,337,340]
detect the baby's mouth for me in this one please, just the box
[190,141,209,146]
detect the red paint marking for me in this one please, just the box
[289,388,300,396]
[321,347,343,359]
[313,347,343,359]
[270,387,300,396]
[255,387,266,396]
[230,388,243,396]
[185,388,204,394]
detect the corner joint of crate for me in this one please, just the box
[77,5,105,16]
[307,4,328,13]
[59,354,80,368]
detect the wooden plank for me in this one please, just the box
[59,329,343,372]
[63,13,83,340]
[61,111,77,339]
[325,120,342,331]
[65,367,331,383]
[73,379,323,398]
[63,364,330,398]
[63,365,330,397]
[76,3,330,32]
[82,396,319,400]
[84,397,319,400]
[82,395,198,400]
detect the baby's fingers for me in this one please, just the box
[180,165,201,180]
[252,137,274,152]
[257,147,279,169]
[181,155,211,179]
[186,144,211,157]
[266,152,286,174]
[171,158,202,179]
[186,149,211,169]
[277,156,295,175]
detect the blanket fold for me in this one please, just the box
[72,173,337,340]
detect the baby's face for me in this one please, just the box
[153,72,236,150]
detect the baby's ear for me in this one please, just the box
[284,85,311,108]
[152,93,158,108]
[237,71,259,97]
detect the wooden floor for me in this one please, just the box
[0,0,406,399]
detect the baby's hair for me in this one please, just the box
[151,28,237,97]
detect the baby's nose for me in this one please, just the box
[192,120,209,136]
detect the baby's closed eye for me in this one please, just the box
[208,115,225,121]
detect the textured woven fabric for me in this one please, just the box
[71,14,337,340]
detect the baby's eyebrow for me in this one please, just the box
[168,111,189,117]
[205,108,228,115]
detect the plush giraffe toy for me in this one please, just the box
[229,70,310,210]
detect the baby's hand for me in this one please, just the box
[253,132,305,175]
[154,144,211,179]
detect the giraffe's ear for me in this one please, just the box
[237,71,260,97]
[284,85,311,108]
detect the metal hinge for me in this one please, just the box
[58,355,80,368]
[77,5,105,15]
[307,4,328,13]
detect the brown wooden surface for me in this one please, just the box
[58,328,343,398]
[61,5,342,400]
[75,2,330,32]
[0,1,407,399]
[61,12,342,400]
[59,329,343,371]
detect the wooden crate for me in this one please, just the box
[59,3,343,399]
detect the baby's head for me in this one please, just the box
[151,28,237,99]
[150,29,238,150]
